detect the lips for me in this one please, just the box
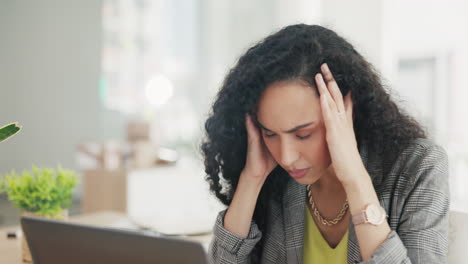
[288,168,310,179]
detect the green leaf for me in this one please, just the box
[0,123,21,143]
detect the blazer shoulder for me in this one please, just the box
[393,137,449,186]
[399,138,448,167]
[407,137,446,152]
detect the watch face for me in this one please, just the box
[366,204,384,224]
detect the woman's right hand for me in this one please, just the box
[241,114,277,184]
[223,114,277,238]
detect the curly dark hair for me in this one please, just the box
[201,24,426,262]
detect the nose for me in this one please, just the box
[280,138,299,168]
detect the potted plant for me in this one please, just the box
[0,166,78,262]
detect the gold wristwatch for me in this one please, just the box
[351,203,387,226]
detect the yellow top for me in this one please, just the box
[303,205,349,264]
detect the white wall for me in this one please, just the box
[320,0,395,81]
[392,0,468,211]
[393,0,468,144]
[0,0,124,174]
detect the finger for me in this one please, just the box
[315,73,338,113]
[321,63,345,114]
[320,91,335,129]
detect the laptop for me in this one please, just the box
[21,216,209,264]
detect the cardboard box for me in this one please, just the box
[81,169,127,214]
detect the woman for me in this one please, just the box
[201,24,449,263]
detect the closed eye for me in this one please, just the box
[264,133,312,139]
[296,134,311,140]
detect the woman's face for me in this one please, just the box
[256,80,333,185]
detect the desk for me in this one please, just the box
[0,211,213,264]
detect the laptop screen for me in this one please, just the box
[21,216,208,264]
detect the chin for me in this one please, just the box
[294,171,322,185]
[301,177,321,185]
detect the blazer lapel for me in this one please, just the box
[347,220,361,263]
[283,179,307,264]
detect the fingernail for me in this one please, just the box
[318,73,325,85]
[322,63,329,73]
[315,73,320,81]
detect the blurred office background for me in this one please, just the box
[1,0,467,254]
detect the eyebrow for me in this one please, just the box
[256,121,316,133]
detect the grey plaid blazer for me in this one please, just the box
[208,138,450,263]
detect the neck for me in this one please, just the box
[309,165,345,195]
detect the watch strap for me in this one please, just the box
[351,210,367,225]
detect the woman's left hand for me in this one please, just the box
[315,63,368,186]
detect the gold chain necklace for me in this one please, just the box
[306,184,349,226]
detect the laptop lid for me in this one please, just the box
[21,216,208,264]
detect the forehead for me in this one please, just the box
[256,80,322,130]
